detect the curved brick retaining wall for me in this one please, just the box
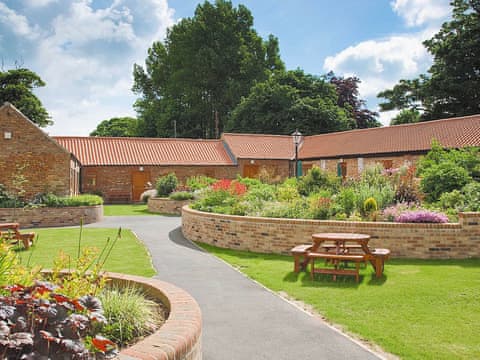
[109,273,202,360]
[182,206,480,259]
[148,198,192,215]
[0,205,103,228]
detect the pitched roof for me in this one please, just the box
[300,115,480,159]
[222,133,295,159]
[53,136,236,166]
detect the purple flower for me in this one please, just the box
[395,210,449,223]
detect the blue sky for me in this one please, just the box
[0,0,451,135]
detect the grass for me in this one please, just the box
[197,243,480,360]
[18,228,156,277]
[104,204,157,216]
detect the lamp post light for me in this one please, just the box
[292,129,302,178]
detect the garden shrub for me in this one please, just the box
[186,175,216,191]
[420,161,471,202]
[308,196,333,220]
[277,183,300,202]
[244,183,276,202]
[417,142,480,202]
[462,182,480,211]
[156,173,178,197]
[190,189,238,214]
[169,191,194,201]
[395,210,449,223]
[297,166,338,196]
[39,193,103,207]
[99,284,164,347]
[335,188,356,216]
[260,199,308,219]
[363,197,378,213]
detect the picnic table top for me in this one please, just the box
[312,232,371,241]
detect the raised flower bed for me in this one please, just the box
[182,206,480,259]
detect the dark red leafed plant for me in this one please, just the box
[212,179,247,196]
[0,281,118,359]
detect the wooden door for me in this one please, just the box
[243,164,259,178]
[132,171,150,202]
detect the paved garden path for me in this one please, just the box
[88,215,382,360]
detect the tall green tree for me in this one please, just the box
[325,72,380,128]
[90,117,138,137]
[226,69,353,135]
[378,0,480,120]
[390,109,421,125]
[133,0,283,138]
[0,68,51,127]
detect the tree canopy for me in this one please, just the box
[0,68,51,127]
[325,72,380,129]
[226,69,353,135]
[133,0,283,138]
[90,117,138,137]
[378,0,480,121]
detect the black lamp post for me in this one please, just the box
[292,129,302,178]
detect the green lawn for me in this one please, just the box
[18,228,156,277]
[103,204,157,216]
[197,243,480,360]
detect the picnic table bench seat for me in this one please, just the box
[290,244,313,272]
[0,223,35,249]
[308,252,366,283]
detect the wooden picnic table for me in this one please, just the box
[0,223,35,249]
[291,233,390,282]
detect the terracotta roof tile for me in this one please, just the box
[300,115,480,159]
[53,137,235,166]
[222,133,295,159]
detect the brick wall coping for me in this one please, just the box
[182,205,461,229]
[107,273,202,360]
[0,205,103,228]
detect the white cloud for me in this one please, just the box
[23,0,58,7]
[0,2,39,39]
[391,0,450,27]
[324,33,431,98]
[25,0,175,135]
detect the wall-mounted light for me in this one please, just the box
[139,166,144,172]
[250,160,255,165]
[4,132,12,140]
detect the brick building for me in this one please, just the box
[53,136,237,203]
[299,115,480,178]
[1,101,479,203]
[0,103,80,199]
[222,133,295,181]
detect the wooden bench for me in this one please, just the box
[309,252,366,283]
[290,244,313,273]
[0,223,35,249]
[368,248,391,278]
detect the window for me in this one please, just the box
[382,160,393,169]
[320,160,326,170]
[358,158,364,173]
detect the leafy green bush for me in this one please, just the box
[335,187,356,216]
[297,166,339,196]
[420,161,471,202]
[186,175,216,191]
[260,199,308,219]
[169,191,194,200]
[156,173,178,197]
[99,284,164,346]
[41,193,103,207]
[417,142,480,202]
[190,189,238,213]
[363,197,378,212]
[462,182,480,211]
